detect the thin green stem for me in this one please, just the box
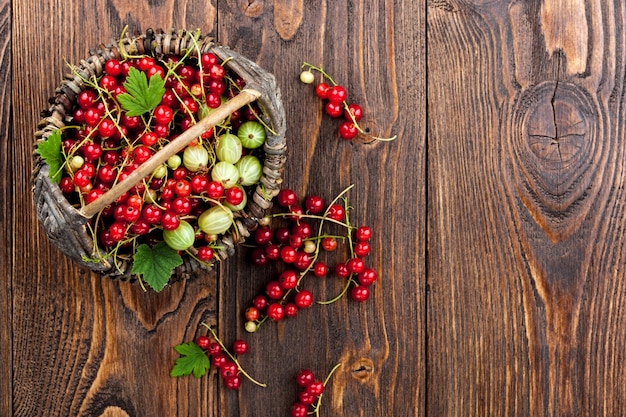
[201,323,267,388]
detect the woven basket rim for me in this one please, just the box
[32,27,287,282]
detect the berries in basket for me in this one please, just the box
[32,28,286,291]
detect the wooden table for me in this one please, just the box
[3,1,624,416]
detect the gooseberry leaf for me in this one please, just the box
[170,342,211,378]
[36,130,63,183]
[132,242,182,292]
[117,66,166,116]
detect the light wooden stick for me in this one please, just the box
[79,88,262,219]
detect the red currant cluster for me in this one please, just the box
[195,334,251,390]
[299,63,396,142]
[243,186,377,332]
[289,365,340,417]
[53,46,270,273]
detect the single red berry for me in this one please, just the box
[296,369,315,387]
[313,262,328,278]
[279,270,299,290]
[339,121,358,140]
[293,251,313,271]
[289,234,303,249]
[123,205,141,222]
[304,195,325,214]
[99,75,118,92]
[224,375,242,390]
[253,295,269,310]
[280,246,297,264]
[288,205,304,223]
[335,262,351,279]
[290,403,308,417]
[354,241,371,257]
[321,237,338,251]
[77,89,98,110]
[315,82,331,99]
[219,361,238,379]
[347,257,366,274]
[277,189,298,208]
[84,189,104,204]
[325,101,343,118]
[358,268,378,286]
[211,353,228,368]
[161,211,180,230]
[350,285,370,302]
[274,227,291,244]
[267,303,285,321]
[327,204,345,221]
[196,335,211,350]
[266,280,284,300]
[285,303,299,318]
[59,176,74,193]
[306,380,325,397]
[208,63,226,79]
[105,59,122,76]
[201,52,219,67]
[294,290,313,309]
[232,340,249,355]
[206,92,222,109]
[206,181,225,199]
[254,226,273,246]
[355,225,372,241]
[251,247,269,266]
[142,204,163,224]
[191,244,212,262]
[344,103,363,121]
[327,85,347,104]
[225,186,245,205]
[207,342,222,356]
[245,306,260,321]
[172,197,192,215]
[98,118,118,139]
[292,222,312,239]
[265,243,281,260]
[298,390,317,405]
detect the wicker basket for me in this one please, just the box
[32,28,286,282]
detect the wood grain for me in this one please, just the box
[0,0,11,415]
[7,0,425,417]
[428,0,626,415]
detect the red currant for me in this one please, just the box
[315,82,331,99]
[267,303,285,321]
[327,204,345,221]
[321,237,338,251]
[355,225,372,241]
[294,290,313,308]
[306,380,325,397]
[304,195,325,214]
[344,103,363,121]
[327,85,347,104]
[196,335,211,350]
[224,375,242,390]
[245,307,260,321]
[290,403,308,417]
[266,281,284,300]
[354,241,371,257]
[313,262,328,278]
[358,268,378,286]
[232,340,249,355]
[339,121,358,140]
[325,101,343,118]
[280,246,297,263]
[105,59,122,76]
[279,270,298,290]
[350,285,370,302]
[347,257,365,274]
[285,303,299,318]
[198,246,214,262]
[296,369,315,387]
[277,189,298,208]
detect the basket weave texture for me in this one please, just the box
[32,28,286,281]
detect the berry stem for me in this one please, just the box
[201,323,267,388]
[312,362,342,416]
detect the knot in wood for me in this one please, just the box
[526,87,587,169]
[350,357,375,381]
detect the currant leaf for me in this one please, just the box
[117,66,166,116]
[170,341,211,378]
[36,130,63,183]
[131,242,183,292]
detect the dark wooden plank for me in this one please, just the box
[0,0,11,415]
[11,2,221,416]
[428,1,626,415]
[217,1,426,415]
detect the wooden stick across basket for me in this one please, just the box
[32,28,286,282]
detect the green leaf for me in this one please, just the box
[117,66,166,116]
[170,342,211,378]
[132,242,183,292]
[36,130,63,183]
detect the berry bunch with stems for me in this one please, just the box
[299,62,397,142]
[290,364,342,417]
[243,185,378,333]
